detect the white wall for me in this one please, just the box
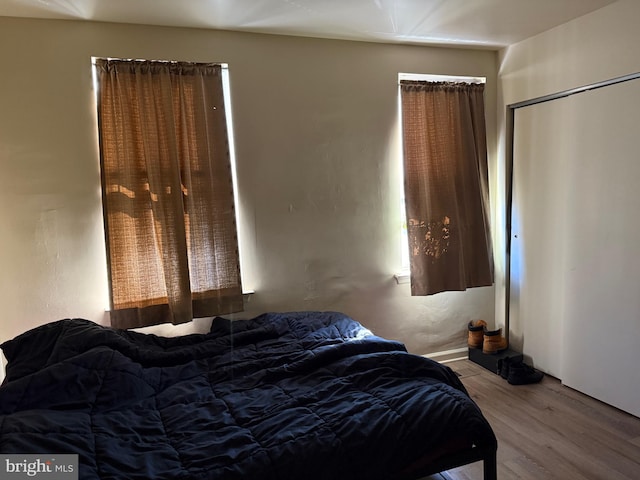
[498,0,640,416]
[0,17,498,360]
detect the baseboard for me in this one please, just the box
[424,347,468,364]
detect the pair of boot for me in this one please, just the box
[467,320,508,354]
[498,357,544,385]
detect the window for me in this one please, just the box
[398,73,494,295]
[93,58,243,329]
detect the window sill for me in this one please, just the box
[105,290,256,313]
[394,272,410,284]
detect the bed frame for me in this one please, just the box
[415,445,497,480]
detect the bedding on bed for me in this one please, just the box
[0,311,496,479]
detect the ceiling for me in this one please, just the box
[0,0,617,49]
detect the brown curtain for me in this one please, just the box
[95,59,243,328]
[400,81,493,296]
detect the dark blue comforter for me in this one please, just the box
[0,311,495,479]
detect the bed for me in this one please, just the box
[0,311,497,479]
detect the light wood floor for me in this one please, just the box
[436,359,640,480]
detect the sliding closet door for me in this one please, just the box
[511,99,570,379]
[511,78,640,417]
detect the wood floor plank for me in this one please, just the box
[443,360,640,480]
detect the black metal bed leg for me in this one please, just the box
[483,451,497,480]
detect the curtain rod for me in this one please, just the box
[398,73,486,84]
[91,57,227,68]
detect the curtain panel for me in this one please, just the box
[95,59,243,328]
[400,81,494,296]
